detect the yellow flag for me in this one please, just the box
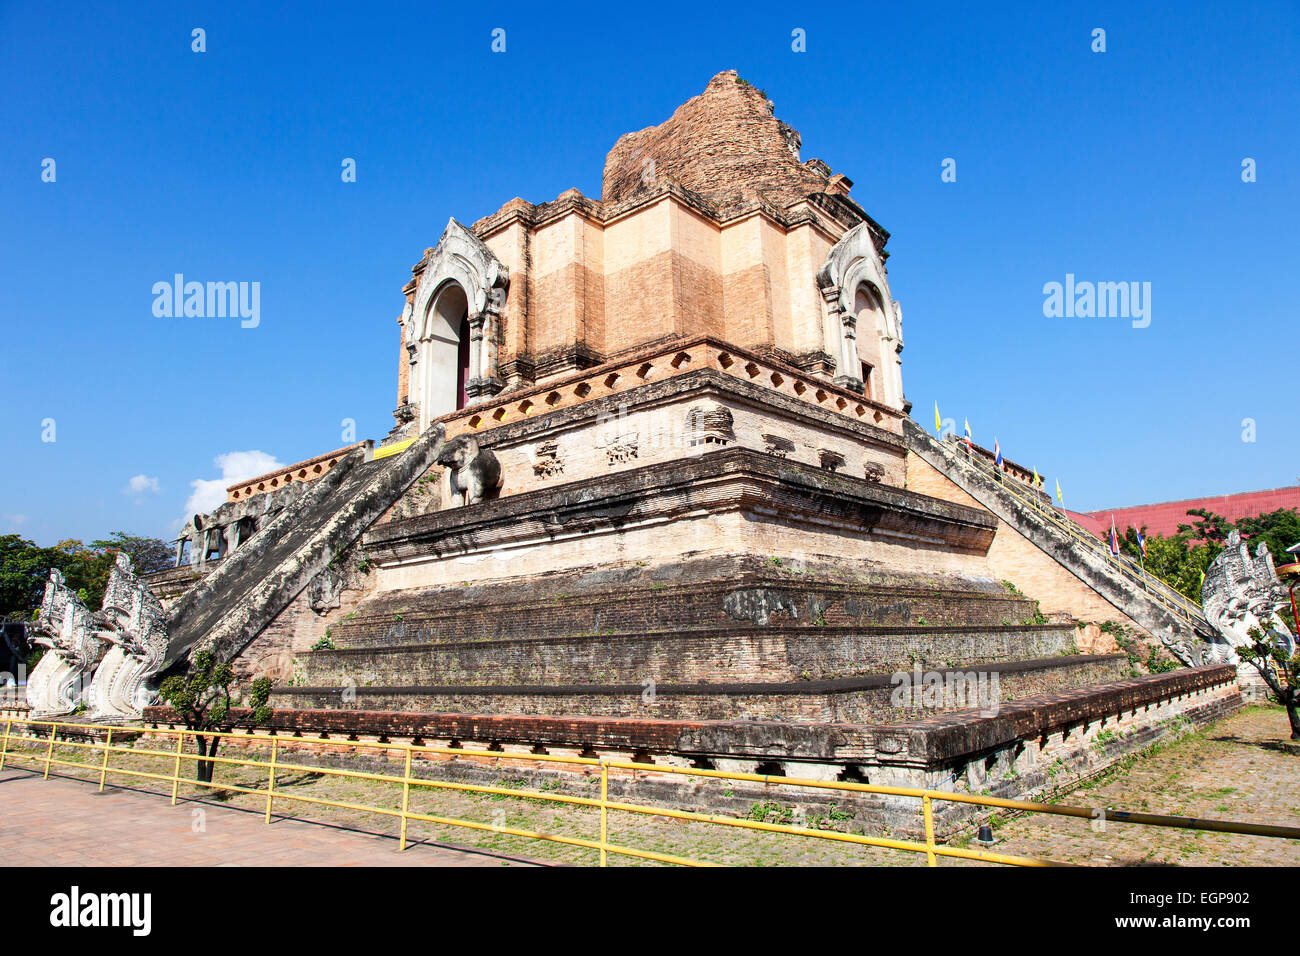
[1033,466,1040,486]
[1055,478,1063,503]
[934,401,941,436]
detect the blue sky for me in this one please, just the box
[1,0,1297,546]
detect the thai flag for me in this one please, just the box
[1136,529,1147,558]
[994,438,1003,469]
[1109,517,1120,557]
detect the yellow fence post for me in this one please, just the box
[170,731,184,805]
[42,723,56,779]
[0,718,12,773]
[98,729,113,792]
[599,760,609,867]
[264,736,279,824]
[922,793,937,867]
[399,747,413,851]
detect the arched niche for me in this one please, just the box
[403,218,510,431]
[853,283,888,402]
[816,223,905,410]
[415,281,472,419]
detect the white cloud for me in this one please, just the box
[2,514,28,529]
[124,474,161,496]
[182,450,284,520]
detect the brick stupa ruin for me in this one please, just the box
[24,72,1242,834]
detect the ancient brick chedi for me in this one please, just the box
[38,72,1251,831]
[391,70,904,435]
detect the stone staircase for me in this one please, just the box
[161,425,446,670]
[903,419,1216,664]
[274,554,1127,723]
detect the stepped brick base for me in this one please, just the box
[273,654,1128,723]
[145,664,1240,837]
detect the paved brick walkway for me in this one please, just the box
[983,705,1300,866]
[0,770,540,866]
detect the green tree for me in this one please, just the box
[0,535,55,620]
[1233,509,1300,567]
[0,532,172,621]
[1237,626,1300,739]
[90,532,174,576]
[0,535,111,618]
[1177,508,1234,548]
[1120,526,1212,601]
[1121,507,1300,602]
[51,539,117,609]
[157,649,273,783]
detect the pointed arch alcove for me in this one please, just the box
[816,222,905,410]
[403,218,510,432]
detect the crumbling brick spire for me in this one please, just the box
[602,70,835,209]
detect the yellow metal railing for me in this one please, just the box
[4,717,1299,866]
[945,438,1205,626]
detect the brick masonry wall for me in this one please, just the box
[330,554,1041,647]
[146,664,1234,766]
[272,655,1128,724]
[233,570,375,683]
[457,380,906,503]
[141,565,210,611]
[602,71,830,210]
[298,624,1077,687]
[367,447,998,592]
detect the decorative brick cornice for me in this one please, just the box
[434,335,907,447]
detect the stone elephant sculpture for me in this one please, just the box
[436,435,502,506]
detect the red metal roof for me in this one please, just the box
[1069,486,1300,540]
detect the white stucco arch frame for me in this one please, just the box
[816,222,905,410]
[402,218,510,431]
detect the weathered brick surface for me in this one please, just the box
[602,71,831,210]
[414,366,909,505]
[235,567,376,683]
[271,655,1128,724]
[141,564,210,609]
[367,447,995,568]
[436,67,897,403]
[328,553,1044,648]
[888,664,1239,760]
[300,624,1077,687]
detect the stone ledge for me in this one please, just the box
[459,366,905,455]
[143,565,209,586]
[280,653,1122,698]
[144,664,1236,771]
[310,622,1078,655]
[365,446,998,563]
[425,336,906,450]
[888,663,1239,762]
